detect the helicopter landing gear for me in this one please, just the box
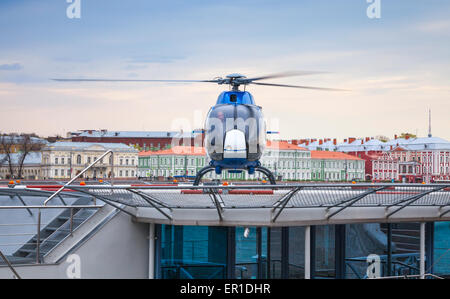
[255,166,276,185]
[193,166,216,186]
[193,165,277,186]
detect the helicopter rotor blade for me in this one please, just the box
[243,71,328,83]
[52,78,220,83]
[250,82,348,91]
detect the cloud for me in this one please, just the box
[417,20,450,34]
[0,63,23,71]
[127,55,186,64]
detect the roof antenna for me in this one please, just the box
[428,108,432,138]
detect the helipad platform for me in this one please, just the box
[2,183,449,226]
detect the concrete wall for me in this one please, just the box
[0,212,149,279]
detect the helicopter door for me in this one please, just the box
[223,129,247,159]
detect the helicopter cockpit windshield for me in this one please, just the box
[205,104,266,162]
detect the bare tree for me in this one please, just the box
[0,133,18,178]
[0,133,45,179]
[17,134,46,179]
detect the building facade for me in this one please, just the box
[137,141,364,182]
[310,151,365,182]
[372,137,450,183]
[41,142,138,179]
[138,146,208,178]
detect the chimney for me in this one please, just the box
[349,137,356,143]
[361,139,364,144]
[366,137,370,142]
[291,140,298,145]
[319,139,323,145]
[405,135,410,140]
[333,138,337,145]
[344,139,348,143]
[395,134,398,139]
[306,141,310,146]
[88,130,93,134]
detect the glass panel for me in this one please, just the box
[345,223,387,279]
[345,223,421,279]
[160,225,227,279]
[315,225,335,278]
[268,228,282,278]
[288,227,305,279]
[434,222,450,276]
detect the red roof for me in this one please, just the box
[266,141,307,151]
[139,146,205,156]
[311,150,363,161]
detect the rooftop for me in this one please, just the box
[76,130,196,139]
[43,142,138,152]
[266,141,307,151]
[310,150,363,161]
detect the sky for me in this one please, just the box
[0,0,449,141]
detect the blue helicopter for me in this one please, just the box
[54,72,344,185]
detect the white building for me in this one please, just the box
[41,142,138,179]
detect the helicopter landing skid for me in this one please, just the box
[193,165,276,186]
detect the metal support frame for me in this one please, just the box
[0,250,21,279]
[387,223,392,276]
[128,189,173,221]
[69,188,135,217]
[386,186,446,218]
[305,225,311,279]
[420,222,426,279]
[327,187,387,219]
[425,222,434,274]
[335,224,346,279]
[310,226,316,279]
[149,223,155,279]
[57,194,67,206]
[15,194,33,216]
[256,227,263,279]
[206,188,224,221]
[281,227,289,279]
[271,187,302,222]
[227,227,236,279]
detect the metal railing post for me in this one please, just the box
[70,208,74,236]
[36,209,41,264]
[0,250,21,279]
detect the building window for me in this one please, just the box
[55,158,58,165]
[55,169,58,176]
[87,157,91,164]
[119,170,123,177]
